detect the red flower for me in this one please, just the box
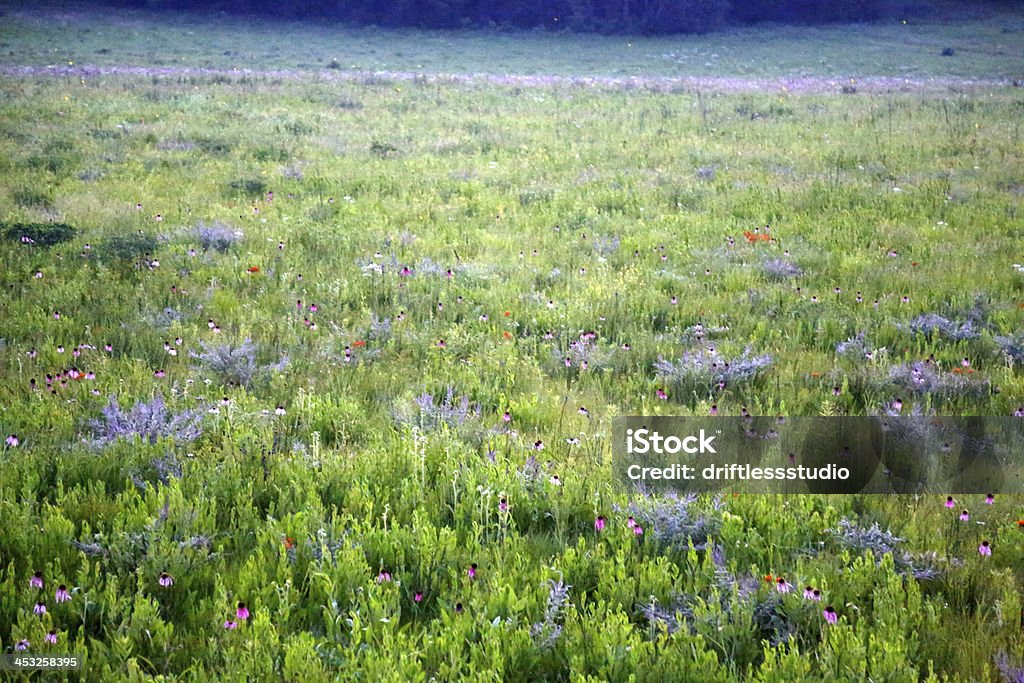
[353,340,366,347]
[503,331,512,339]
[247,266,260,273]
[504,311,511,317]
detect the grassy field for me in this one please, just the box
[1,3,1024,681]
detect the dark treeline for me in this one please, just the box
[110,0,1005,34]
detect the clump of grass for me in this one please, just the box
[2,221,76,247]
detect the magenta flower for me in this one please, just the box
[34,602,46,616]
[655,389,667,400]
[16,639,29,651]
[626,516,636,529]
[5,434,19,448]
[414,591,423,603]
[223,619,238,630]
[944,496,955,509]
[158,572,173,587]
[533,440,544,451]
[499,498,508,512]
[594,516,606,532]
[437,339,446,348]
[468,563,477,579]
[823,606,838,624]
[978,541,992,557]
[377,570,392,583]
[959,510,970,521]
[30,571,44,589]
[985,493,994,505]
[709,404,718,415]
[775,578,791,594]
[55,585,71,603]
[45,630,58,645]
[803,586,821,601]
[502,411,511,422]
[236,602,249,620]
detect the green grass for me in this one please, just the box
[1,3,1024,682]
[1,3,1024,79]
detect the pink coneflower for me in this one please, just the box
[413,591,423,603]
[159,572,173,587]
[833,386,842,396]
[57,345,65,353]
[309,304,318,313]
[499,498,508,512]
[823,606,838,624]
[978,541,991,557]
[959,510,970,521]
[45,630,58,645]
[564,357,572,367]
[945,496,955,509]
[709,404,718,415]
[275,406,286,416]
[55,585,71,603]
[670,296,677,305]
[468,563,477,579]
[776,578,791,593]
[446,269,453,280]
[578,406,589,417]
[437,339,446,348]
[985,493,994,505]
[627,516,636,529]
[236,602,249,620]
[34,602,46,615]
[16,639,29,651]
[656,388,668,400]
[803,586,821,601]
[549,474,561,486]
[594,515,606,532]
[30,571,43,589]
[502,411,511,422]
[5,435,19,448]
[154,370,165,378]
[377,570,392,583]
[223,619,238,630]
[455,602,464,614]
[534,440,544,451]
[633,524,644,536]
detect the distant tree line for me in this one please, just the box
[115,0,998,34]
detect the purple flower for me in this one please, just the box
[30,571,44,589]
[985,493,994,505]
[55,585,71,603]
[223,619,238,630]
[633,524,644,536]
[499,498,508,512]
[803,586,821,601]
[978,541,992,557]
[16,639,29,651]
[34,602,46,616]
[502,411,511,422]
[594,516,606,532]
[823,606,838,624]
[5,434,19,447]
[377,570,392,583]
[413,591,423,603]
[944,496,955,509]
[159,572,173,587]
[236,602,249,620]
[534,440,544,451]
[959,510,969,522]
[454,602,464,614]
[468,563,477,579]
[45,630,58,645]
[775,578,791,594]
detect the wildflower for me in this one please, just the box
[16,639,29,651]
[455,602,464,614]
[633,524,644,536]
[534,440,544,451]
[377,570,392,583]
[709,404,718,415]
[892,398,903,412]
[159,572,173,587]
[468,563,477,579]
[670,296,677,305]
[959,510,970,521]
[437,339,446,348]
[502,411,511,422]
[352,340,366,347]
[236,602,249,620]
[985,493,994,505]
[578,406,589,417]
[833,386,842,396]
[549,474,561,486]
[275,405,286,416]
[55,585,71,603]
[945,496,955,509]
[414,592,423,603]
[154,370,165,378]
[499,498,508,512]
[627,516,636,529]
[34,602,46,615]
[776,578,791,593]
[656,388,668,400]
[5,434,19,447]
[223,619,238,630]
[823,606,838,624]
[978,541,991,557]
[803,586,821,601]
[45,630,58,645]
[247,266,260,273]
[30,571,43,589]
[595,515,606,532]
